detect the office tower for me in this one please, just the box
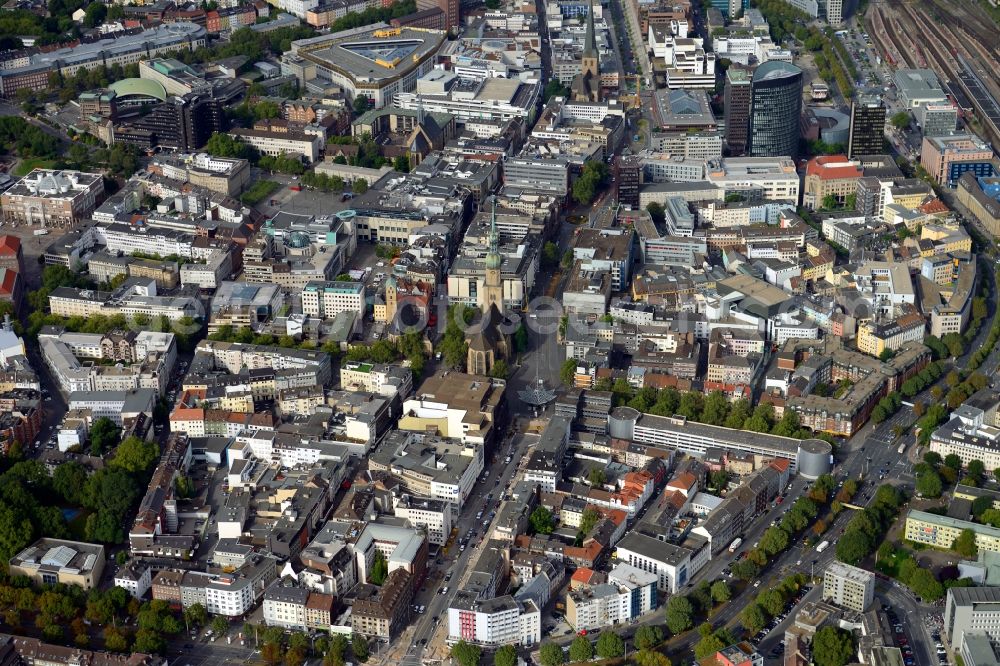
[724,68,752,156]
[848,93,886,158]
[615,154,641,209]
[821,0,843,25]
[114,92,223,151]
[749,61,803,159]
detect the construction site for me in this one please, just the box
[866,0,1000,150]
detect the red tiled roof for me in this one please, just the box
[0,268,18,297]
[0,235,20,256]
[919,198,949,214]
[805,155,861,180]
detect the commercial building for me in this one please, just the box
[723,68,752,156]
[68,388,156,427]
[916,102,958,138]
[447,590,541,646]
[945,587,1000,654]
[920,134,995,187]
[749,61,803,159]
[283,25,448,108]
[369,430,485,513]
[958,173,1000,238]
[230,125,322,163]
[150,153,252,197]
[1,170,105,227]
[393,495,453,546]
[823,561,874,612]
[894,69,947,109]
[848,94,886,159]
[300,280,365,320]
[0,23,207,97]
[705,157,801,203]
[8,538,105,589]
[503,156,570,196]
[397,371,505,446]
[607,406,832,478]
[565,564,657,631]
[802,155,862,210]
[351,569,414,639]
[613,531,697,593]
[396,72,539,127]
[114,92,225,152]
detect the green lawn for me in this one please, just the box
[14,157,57,176]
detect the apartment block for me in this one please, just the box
[822,561,874,612]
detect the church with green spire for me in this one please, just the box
[467,199,512,377]
[570,0,601,102]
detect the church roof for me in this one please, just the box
[467,304,508,352]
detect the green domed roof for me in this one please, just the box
[108,78,167,102]
[485,251,502,270]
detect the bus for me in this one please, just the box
[816,540,830,553]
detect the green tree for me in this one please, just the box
[835,530,872,566]
[587,468,607,486]
[52,461,88,505]
[740,604,767,633]
[352,634,369,662]
[665,595,694,635]
[184,603,207,629]
[916,468,943,498]
[693,631,727,660]
[908,568,944,601]
[495,645,518,666]
[541,241,561,269]
[633,625,664,650]
[595,631,624,659]
[710,580,731,603]
[568,636,593,662]
[211,616,229,637]
[530,506,555,534]
[109,436,160,476]
[88,417,121,456]
[953,528,978,558]
[539,642,566,666]
[646,202,665,225]
[488,360,509,379]
[632,650,671,666]
[450,640,482,666]
[812,626,856,666]
[700,391,730,426]
[709,469,729,492]
[369,550,388,585]
[890,111,910,129]
[969,459,986,480]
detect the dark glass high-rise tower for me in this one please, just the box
[749,61,803,159]
[848,93,886,158]
[724,68,752,156]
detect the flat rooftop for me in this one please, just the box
[293,25,446,83]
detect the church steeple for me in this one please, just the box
[482,198,503,313]
[485,197,501,271]
[583,0,597,62]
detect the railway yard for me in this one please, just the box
[867,0,1000,148]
